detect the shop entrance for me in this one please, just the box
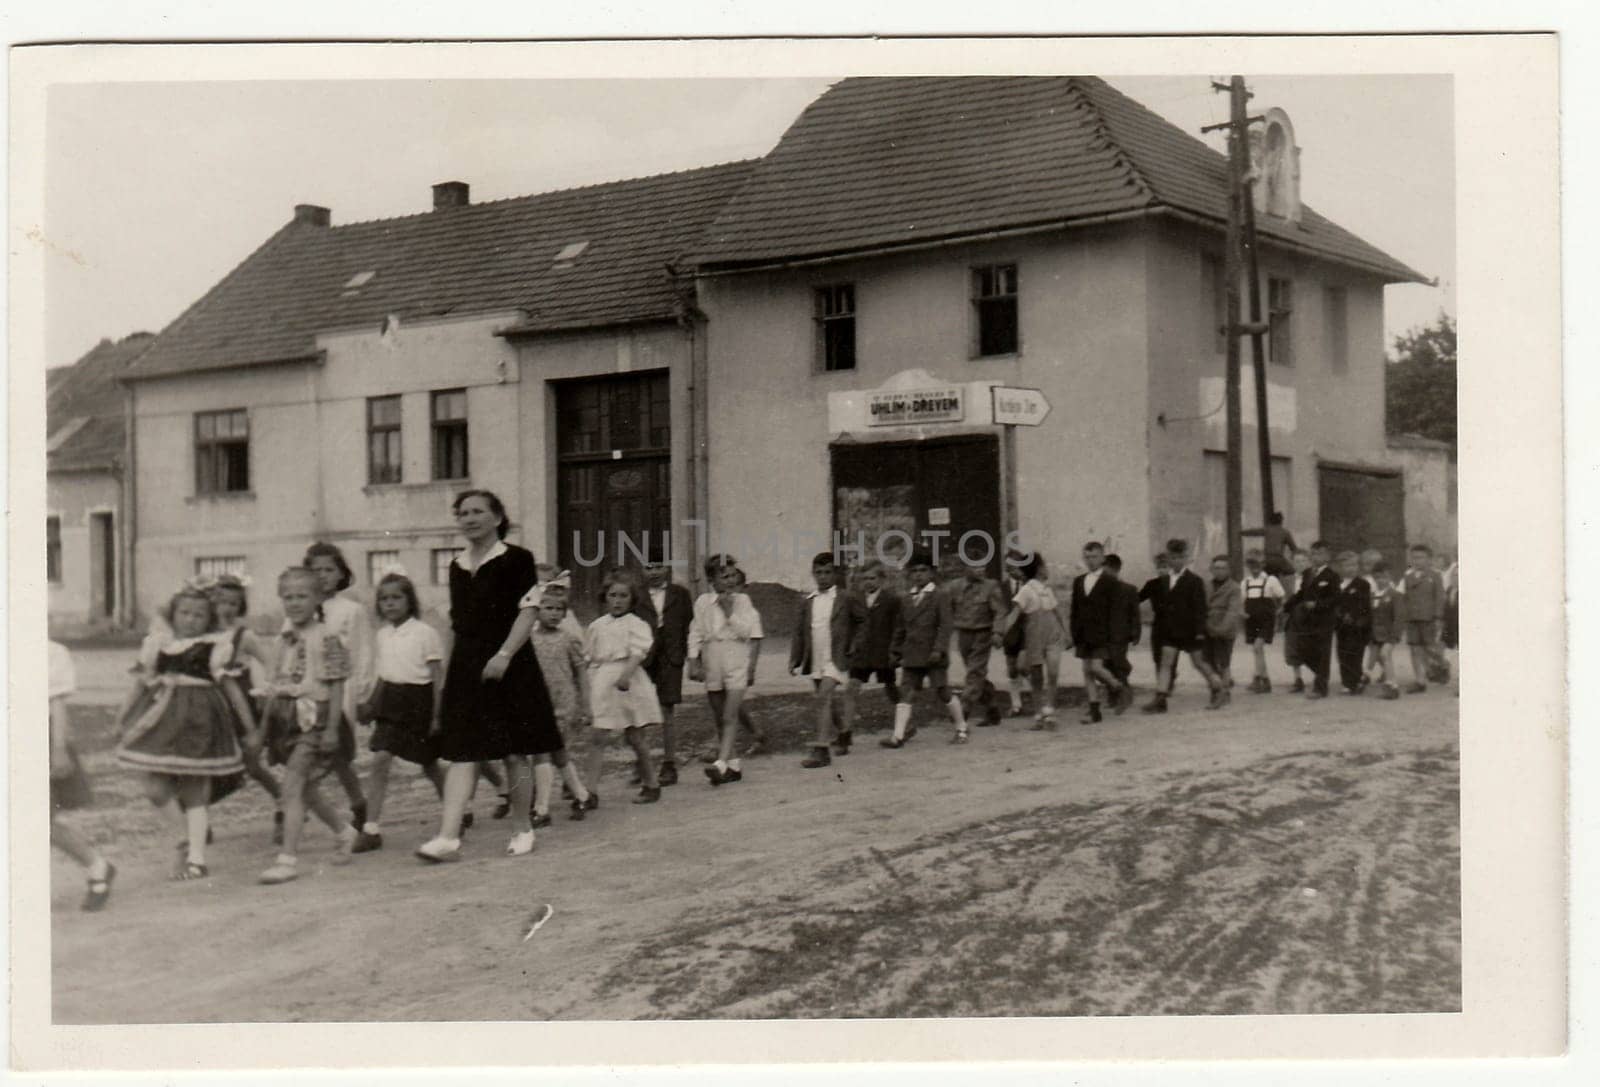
[830,435,1002,579]
[554,371,671,618]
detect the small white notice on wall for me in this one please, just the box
[927,507,951,526]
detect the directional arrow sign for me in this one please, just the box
[991,385,1052,427]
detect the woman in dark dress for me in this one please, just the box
[416,489,561,863]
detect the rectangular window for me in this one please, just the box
[431,547,464,585]
[367,549,401,585]
[47,516,62,583]
[194,409,250,494]
[973,264,1019,357]
[815,284,857,372]
[431,389,469,481]
[1268,277,1294,366]
[367,395,403,484]
[1323,286,1349,373]
[195,555,247,579]
[1203,253,1227,354]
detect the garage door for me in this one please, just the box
[1318,463,1406,571]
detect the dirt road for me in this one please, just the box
[50,677,1459,1023]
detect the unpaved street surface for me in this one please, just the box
[51,677,1459,1023]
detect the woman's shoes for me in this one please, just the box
[530,812,552,829]
[258,859,299,884]
[415,837,462,863]
[633,786,662,804]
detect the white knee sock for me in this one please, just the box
[1009,676,1025,708]
[947,696,967,731]
[532,762,555,815]
[559,762,589,803]
[893,702,912,741]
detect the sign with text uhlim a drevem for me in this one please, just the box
[866,386,965,426]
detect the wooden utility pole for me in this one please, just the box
[1209,76,1249,576]
[1242,161,1276,526]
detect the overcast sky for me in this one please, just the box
[43,74,1452,368]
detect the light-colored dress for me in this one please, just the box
[586,613,664,731]
[1014,578,1066,669]
[320,594,375,731]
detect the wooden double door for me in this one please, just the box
[555,372,671,618]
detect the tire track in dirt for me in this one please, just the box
[579,746,1461,1019]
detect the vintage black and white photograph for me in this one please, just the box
[8,33,1565,1068]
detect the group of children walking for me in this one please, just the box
[48,499,1458,910]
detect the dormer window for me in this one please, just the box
[553,241,589,269]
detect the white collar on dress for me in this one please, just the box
[455,539,509,572]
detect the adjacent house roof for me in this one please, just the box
[47,332,154,472]
[692,76,1428,283]
[123,161,757,381]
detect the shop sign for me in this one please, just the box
[867,386,965,426]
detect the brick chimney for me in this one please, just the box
[293,204,331,227]
[432,181,470,210]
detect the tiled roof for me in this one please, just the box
[124,161,757,380]
[693,77,1427,283]
[47,332,154,472]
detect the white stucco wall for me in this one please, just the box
[698,227,1154,590]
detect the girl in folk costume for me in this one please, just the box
[586,575,665,803]
[206,574,285,841]
[303,542,372,831]
[115,586,245,880]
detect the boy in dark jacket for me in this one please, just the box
[844,560,903,732]
[884,551,963,747]
[1334,550,1374,693]
[1103,554,1141,696]
[1142,539,1226,714]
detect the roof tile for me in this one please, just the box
[125,161,757,380]
[694,76,1426,283]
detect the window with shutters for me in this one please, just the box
[1268,277,1294,366]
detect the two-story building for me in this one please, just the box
[121,164,753,619]
[691,77,1426,587]
[119,76,1425,623]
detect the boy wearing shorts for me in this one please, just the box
[1240,549,1286,692]
[687,555,763,783]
